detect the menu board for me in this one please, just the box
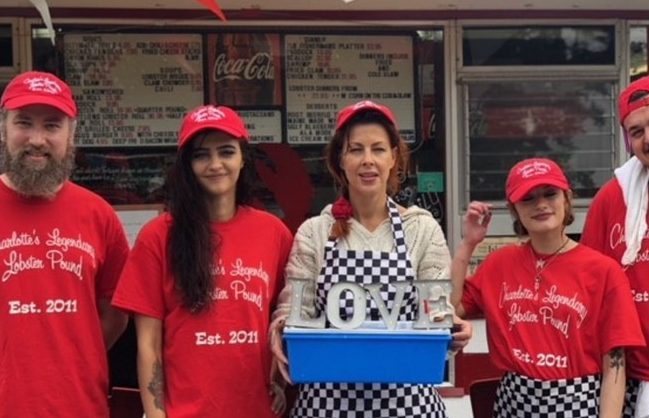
[239,110,282,143]
[64,34,203,147]
[285,34,415,144]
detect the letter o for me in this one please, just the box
[327,282,366,330]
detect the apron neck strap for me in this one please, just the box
[326,197,408,254]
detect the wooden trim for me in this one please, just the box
[4,7,649,21]
[113,203,164,212]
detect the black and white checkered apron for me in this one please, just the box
[290,198,447,418]
[494,372,600,418]
[623,378,640,418]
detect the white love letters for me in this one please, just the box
[285,278,454,330]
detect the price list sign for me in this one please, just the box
[285,34,415,144]
[64,34,203,147]
[239,110,282,143]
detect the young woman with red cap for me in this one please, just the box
[112,105,292,418]
[451,157,645,417]
[269,100,472,418]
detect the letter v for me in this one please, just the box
[365,282,409,330]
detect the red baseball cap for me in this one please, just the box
[0,71,77,117]
[505,158,570,203]
[619,76,649,126]
[178,105,249,149]
[336,100,397,131]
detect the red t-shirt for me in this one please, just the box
[112,207,292,418]
[582,178,649,380]
[0,180,129,418]
[462,243,644,380]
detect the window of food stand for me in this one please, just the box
[465,79,616,202]
[463,26,616,67]
[0,19,19,94]
[630,25,649,81]
[457,24,620,209]
[0,22,16,69]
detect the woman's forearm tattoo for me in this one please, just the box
[148,359,165,411]
[610,348,624,383]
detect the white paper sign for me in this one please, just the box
[239,110,282,143]
[64,34,203,147]
[284,34,415,144]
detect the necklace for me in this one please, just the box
[530,238,570,291]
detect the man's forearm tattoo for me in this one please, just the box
[148,359,165,411]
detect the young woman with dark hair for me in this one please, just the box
[166,136,255,312]
[112,105,292,418]
[452,157,645,418]
[269,100,472,418]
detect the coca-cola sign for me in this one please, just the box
[213,52,274,82]
[208,33,279,106]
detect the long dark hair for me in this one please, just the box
[166,134,255,312]
[325,110,409,238]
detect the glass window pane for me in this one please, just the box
[32,27,63,74]
[466,80,615,202]
[0,25,13,67]
[463,26,615,66]
[409,29,446,229]
[630,26,648,81]
[71,148,175,205]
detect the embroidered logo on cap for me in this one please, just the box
[518,161,552,178]
[23,76,63,95]
[191,106,225,123]
[353,100,380,110]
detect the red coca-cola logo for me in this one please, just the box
[213,52,274,82]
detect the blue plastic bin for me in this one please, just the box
[284,322,451,384]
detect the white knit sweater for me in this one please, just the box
[271,204,451,327]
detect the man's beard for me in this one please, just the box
[1,141,75,199]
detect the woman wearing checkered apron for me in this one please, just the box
[270,100,473,417]
[450,157,645,418]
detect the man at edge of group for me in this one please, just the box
[582,75,649,418]
[0,71,129,417]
